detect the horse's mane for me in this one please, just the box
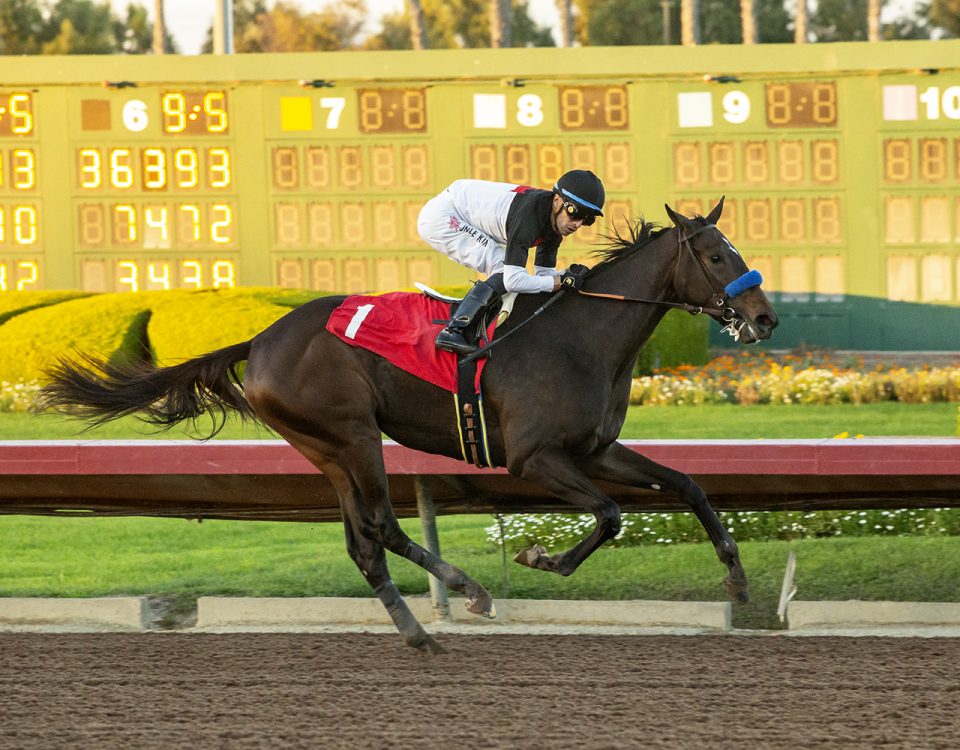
[587,217,670,272]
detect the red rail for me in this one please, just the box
[1,439,958,521]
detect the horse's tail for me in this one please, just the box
[37,340,256,438]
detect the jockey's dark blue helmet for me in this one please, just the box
[553,170,605,225]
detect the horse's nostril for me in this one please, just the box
[757,314,778,332]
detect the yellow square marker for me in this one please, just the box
[280,97,313,132]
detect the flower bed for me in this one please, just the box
[486,508,960,549]
[630,350,960,406]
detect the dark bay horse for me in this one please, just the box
[40,199,778,653]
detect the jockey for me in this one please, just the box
[418,169,605,355]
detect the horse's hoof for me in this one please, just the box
[466,593,496,619]
[514,544,548,569]
[412,635,445,655]
[724,576,749,604]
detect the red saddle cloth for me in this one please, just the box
[325,292,492,392]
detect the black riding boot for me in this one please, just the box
[435,281,498,355]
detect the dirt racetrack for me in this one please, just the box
[2,633,958,749]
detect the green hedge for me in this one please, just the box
[146,288,326,364]
[634,308,709,375]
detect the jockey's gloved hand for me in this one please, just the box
[560,264,589,291]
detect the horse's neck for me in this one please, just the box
[583,231,678,366]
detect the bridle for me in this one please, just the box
[577,222,755,324]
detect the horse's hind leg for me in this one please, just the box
[334,445,496,620]
[341,512,442,654]
[582,441,748,603]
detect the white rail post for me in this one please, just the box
[414,476,450,621]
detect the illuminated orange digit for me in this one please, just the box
[78,149,102,189]
[10,94,32,135]
[0,207,5,244]
[145,206,169,243]
[0,262,6,290]
[210,204,233,244]
[16,261,38,290]
[180,260,203,289]
[13,206,37,244]
[113,204,137,243]
[117,260,139,292]
[178,204,201,242]
[174,149,199,189]
[812,83,837,125]
[211,261,236,288]
[204,92,228,133]
[12,149,35,190]
[208,148,231,189]
[163,93,186,133]
[110,149,135,189]
[147,262,172,290]
[143,148,167,190]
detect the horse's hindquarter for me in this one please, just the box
[243,296,467,461]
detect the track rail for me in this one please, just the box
[2,439,959,521]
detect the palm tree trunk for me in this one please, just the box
[680,0,699,45]
[555,0,573,47]
[406,0,427,50]
[867,0,882,41]
[794,0,807,43]
[153,0,166,54]
[489,0,512,47]
[740,0,757,43]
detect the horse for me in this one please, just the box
[39,198,778,653]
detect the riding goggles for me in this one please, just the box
[562,201,597,226]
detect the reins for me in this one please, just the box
[458,221,757,367]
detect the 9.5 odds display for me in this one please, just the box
[1,41,958,304]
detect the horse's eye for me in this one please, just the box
[710,254,722,264]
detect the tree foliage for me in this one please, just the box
[931,0,960,36]
[0,0,175,54]
[366,0,553,49]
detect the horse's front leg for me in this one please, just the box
[581,441,748,603]
[509,447,622,577]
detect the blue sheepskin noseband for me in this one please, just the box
[724,269,763,299]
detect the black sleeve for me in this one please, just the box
[534,236,561,269]
[503,190,559,268]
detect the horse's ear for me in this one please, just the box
[705,196,725,225]
[664,203,683,227]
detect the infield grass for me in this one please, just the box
[3,400,958,440]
